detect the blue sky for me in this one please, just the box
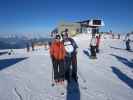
[0,0,132,36]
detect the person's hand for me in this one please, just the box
[75,48,78,54]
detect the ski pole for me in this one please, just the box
[77,69,86,83]
[51,61,55,86]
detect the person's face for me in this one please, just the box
[55,36,60,41]
[63,33,68,39]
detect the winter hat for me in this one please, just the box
[61,29,69,38]
[55,34,61,39]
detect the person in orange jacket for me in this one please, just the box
[50,34,66,83]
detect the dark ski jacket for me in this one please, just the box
[63,38,78,57]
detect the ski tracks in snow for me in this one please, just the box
[13,88,23,100]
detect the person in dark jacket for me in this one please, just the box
[26,42,30,52]
[125,33,131,51]
[31,41,35,51]
[61,29,78,83]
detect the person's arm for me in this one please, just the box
[71,38,78,54]
[71,38,78,49]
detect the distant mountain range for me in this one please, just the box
[0,37,52,49]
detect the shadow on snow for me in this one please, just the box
[110,46,133,52]
[66,79,80,100]
[110,54,133,69]
[111,66,133,89]
[83,49,90,58]
[0,57,28,70]
[0,51,8,56]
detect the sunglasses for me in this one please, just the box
[55,36,60,39]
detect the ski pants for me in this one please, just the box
[90,45,96,57]
[90,46,96,57]
[96,45,99,53]
[65,54,77,81]
[52,58,65,80]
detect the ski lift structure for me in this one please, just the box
[51,19,104,37]
[77,19,104,35]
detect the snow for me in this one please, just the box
[0,34,133,100]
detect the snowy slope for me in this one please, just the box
[0,34,133,100]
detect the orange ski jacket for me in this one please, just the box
[50,40,66,60]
